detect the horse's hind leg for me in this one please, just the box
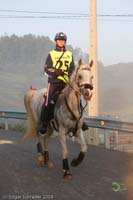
[43,128,54,169]
[71,129,87,167]
[36,136,44,167]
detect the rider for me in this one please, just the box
[38,32,88,136]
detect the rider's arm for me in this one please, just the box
[44,54,64,78]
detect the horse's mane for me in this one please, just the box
[62,69,77,95]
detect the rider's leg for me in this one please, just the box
[38,104,49,135]
[38,82,67,136]
[38,83,56,136]
[38,102,55,136]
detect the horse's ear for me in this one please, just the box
[78,59,82,67]
[89,60,93,67]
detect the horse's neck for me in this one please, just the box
[64,82,82,119]
[68,90,81,109]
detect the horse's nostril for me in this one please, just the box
[85,92,89,96]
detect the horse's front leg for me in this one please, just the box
[71,129,87,167]
[59,128,72,180]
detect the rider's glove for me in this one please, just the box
[45,66,64,78]
[54,69,64,77]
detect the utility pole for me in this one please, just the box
[89,0,98,116]
[88,0,99,145]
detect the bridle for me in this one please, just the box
[74,66,93,92]
[62,66,93,92]
[64,66,93,136]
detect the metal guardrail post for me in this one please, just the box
[104,130,110,149]
[115,131,119,150]
[5,119,9,131]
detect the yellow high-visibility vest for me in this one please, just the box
[50,50,72,83]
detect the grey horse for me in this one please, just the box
[24,59,93,180]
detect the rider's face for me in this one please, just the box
[55,39,66,47]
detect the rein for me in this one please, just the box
[65,95,87,121]
[65,95,87,137]
[63,74,81,94]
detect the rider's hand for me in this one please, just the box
[45,67,64,78]
[55,69,64,77]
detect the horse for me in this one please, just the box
[24,59,93,180]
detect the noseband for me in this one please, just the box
[78,83,93,90]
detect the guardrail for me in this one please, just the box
[0,110,133,151]
[0,111,27,130]
[84,116,133,150]
[84,116,133,134]
[0,110,133,133]
[0,111,27,120]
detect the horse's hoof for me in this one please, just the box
[71,158,78,167]
[38,160,44,167]
[64,174,72,180]
[38,153,44,167]
[46,161,54,169]
[63,171,72,180]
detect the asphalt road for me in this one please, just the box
[0,130,133,200]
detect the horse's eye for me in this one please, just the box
[78,75,82,79]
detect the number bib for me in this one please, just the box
[50,50,72,83]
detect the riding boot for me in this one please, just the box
[38,103,55,136]
[82,121,89,131]
[38,104,48,136]
[38,121,48,136]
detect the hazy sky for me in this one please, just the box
[0,0,133,65]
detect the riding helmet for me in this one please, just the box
[54,32,67,42]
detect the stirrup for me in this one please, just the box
[38,123,47,136]
[82,122,89,131]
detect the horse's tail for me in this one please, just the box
[23,90,38,140]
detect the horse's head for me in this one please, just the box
[75,59,93,101]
